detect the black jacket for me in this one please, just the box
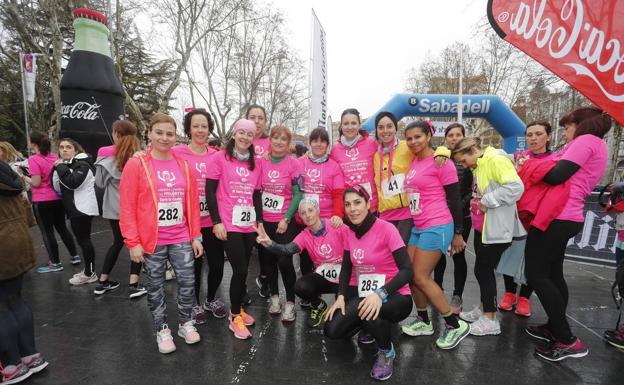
[53,153,99,218]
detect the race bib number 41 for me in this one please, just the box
[158,201,183,227]
[357,273,385,298]
[232,205,255,227]
[315,263,341,284]
[381,174,405,198]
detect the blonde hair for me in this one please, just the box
[0,141,24,162]
[149,113,177,131]
[451,137,482,157]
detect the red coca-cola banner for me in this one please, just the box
[487,0,624,125]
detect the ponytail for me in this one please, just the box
[112,120,140,171]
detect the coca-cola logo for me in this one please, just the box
[488,0,624,124]
[61,102,101,120]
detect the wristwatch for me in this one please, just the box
[375,288,389,303]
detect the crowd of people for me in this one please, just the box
[1,104,623,383]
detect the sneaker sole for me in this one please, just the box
[4,370,32,385]
[498,306,514,311]
[177,331,201,344]
[281,316,296,322]
[606,340,624,350]
[228,325,251,340]
[469,329,502,336]
[129,290,147,299]
[358,338,376,345]
[514,311,531,317]
[535,349,588,361]
[525,328,553,343]
[28,361,49,374]
[370,371,393,381]
[402,328,435,337]
[158,346,177,354]
[93,285,121,295]
[436,327,470,350]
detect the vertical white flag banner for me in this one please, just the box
[309,9,327,135]
[24,54,37,102]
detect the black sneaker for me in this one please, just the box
[604,327,624,350]
[129,284,147,299]
[256,276,270,298]
[94,280,120,295]
[300,299,312,308]
[535,338,588,361]
[525,324,555,343]
[306,299,328,328]
[357,330,375,344]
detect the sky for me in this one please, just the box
[261,0,488,120]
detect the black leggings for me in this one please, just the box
[69,216,96,276]
[0,275,36,366]
[434,216,471,297]
[194,227,225,303]
[33,200,77,264]
[473,231,510,313]
[503,275,533,298]
[387,218,413,245]
[324,287,412,350]
[525,220,582,344]
[100,220,142,277]
[261,221,299,302]
[223,232,256,312]
[294,273,338,306]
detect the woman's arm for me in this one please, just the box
[338,250,353,296]
[542,160,580,185]
[381,246,413,295]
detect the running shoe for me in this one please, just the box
[239,308,255,326]
[128,284,147,299]
[93,280,120,295]
[300,299,312,308]
[68,271,98,285]
[604,326,624,350]
[282,301,296,322]
[178,320,201,344]
[514,297,531,317]
[435,320,470,350]
[268,295,282,315]
[469,315,501,336]
[256,275,270,298]
[459,306,482,323]
[156,325,176,354]
[401,317,434,337]
[450,295,463,315]
[498,292,517,311]
[0,362,32,384]
[22,353,48,374]
[69,255,81,265]
[37,262,63,273]
[229,315,252,340]
[203,298,228,318]
[357,331,375,344]
[307,300,328,328]
[191,305,206,325]
[370,344,395,381]
[535,338,588,361]
[525,324,555,343]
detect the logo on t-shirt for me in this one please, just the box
[268,170,280,182]
[236,166,250,182]
[307,168,321,183]
[352,248,365,264]
[407,169,416,180]
[255,145,265,156]
[345,148,359,161]
[317,243,333,260]
[157,170,177,187]
[195,162,207,178]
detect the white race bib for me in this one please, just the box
[357,273,385,298]
[408,192,421,215]
[199,195,210,217]
[232,205,255,227]
[158,201,183,227]
[381,174,405,198]
[361,182,373,198]
[315,263,341,284]
[302,193,320,207]
[262,192,285,213]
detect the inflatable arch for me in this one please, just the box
[361,94,526,153]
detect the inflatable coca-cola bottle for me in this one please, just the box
[60,8,125,157]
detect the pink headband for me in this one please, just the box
[424,119,435,136]
[232,119,256,135]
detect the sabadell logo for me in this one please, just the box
[416,98,491,114]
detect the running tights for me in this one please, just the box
[194,227,225,303]
[473,231,510,313]
[100,220,142,277]
[294,273,338,307]
[262,221,299,302]
[32,200,77,264]
[69,216,95,276]
[0,275,36,366]
[223,232,256,312]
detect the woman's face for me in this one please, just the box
[445,127,464,150]
[310,138,328,158]
[564,123,577,143]
[405,127,430,155]
[376,117,397,147]
[341,113,360,140]
[526,124,550,153]
[148,122,177,153]
[247,108,266,138]
[233,130,254,151]
[453,148,480,169]
[190,114,210,145]
[344,192,370,225]
[270,132,290,156]
[58,141,77,160]
[299,203,321,228]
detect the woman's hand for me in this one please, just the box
[213,223,227,241]
[434,156,448,169]
[325,295,346,321]
[129,245,145,263]
[254,225,272,247]
[450,233,466,255]
[330,215,343,228]
[192,239,204,258]
[358,293,383,321]
[276,218,288,234]
[478,202,487,213]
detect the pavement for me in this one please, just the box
[20,217,624,385]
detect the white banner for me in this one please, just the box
[309,9,327,134]
[24,54,37,102]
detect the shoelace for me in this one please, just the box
[233,316,246,329]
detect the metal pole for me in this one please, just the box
[458,49,463,124]
[19,52,31,151]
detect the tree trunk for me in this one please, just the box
[606,122,623,183]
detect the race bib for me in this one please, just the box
[302,193,320,207]
[315,263,341,284]
[262,192,285,213]
[408,192,421,215]
[381,174,405,198]
[357,273,385,298]
[199,195,210,217]
[232,205,255,227]
[361,182,373,198]
[158,201,183,227]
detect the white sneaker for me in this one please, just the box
[269,295,281,315]
[69,271,98,285]
[460,306,483,323]
[178,320,201,344]
[281,301,296,322]
[157,325,176,354]
[469,315,501,336]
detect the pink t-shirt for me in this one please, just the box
[345,219,410,295]
[173,145,219,228]
[152,158,190,246]
[97,145,116,158]
[299,157,344,219]
[331,137,378,211]
[28,153,60,202]
[293,220,346,268]
[404,155,458,230]
[259,156,303,222]
[556,134,607,222]
[514,149,554,170]
[471,172,485,233]
[253,137,270,160]
[206,151,262,233]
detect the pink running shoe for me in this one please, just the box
[514,297,532,317]
[498,292,517,311]
[229,315,252,340]
[156,325,176,354]
[178,320,201,344]
[239,308,255,326]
